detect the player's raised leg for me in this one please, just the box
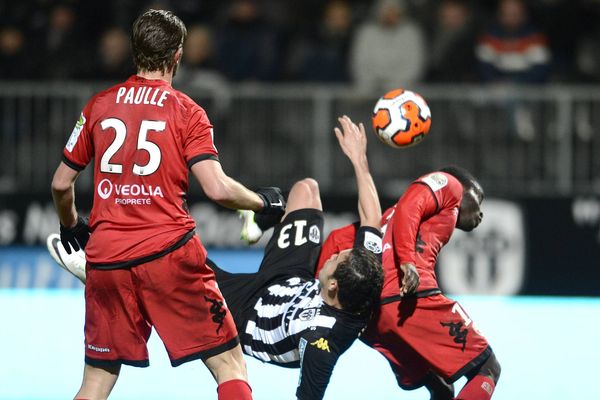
[239,178,321,245]
[284,177,322,215]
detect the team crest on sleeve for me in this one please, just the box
[308,225,321,244]
[363,231,382,254]
[421,172,448,192]
[298,308,318,321]
[66,113,86,152]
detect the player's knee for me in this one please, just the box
[425,373,454,400]
[489,354,501,383]
[294,178,320,199]
[288,178,321,210]
[301,177,320,197]
[477,351,501,384]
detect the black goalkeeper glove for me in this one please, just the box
[60,216,90,254]
[255,187,286,231]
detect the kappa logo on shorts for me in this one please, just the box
[310,338,331,352]
[87,344,111,353]
[440,321,469,351]
[204,296,227,333]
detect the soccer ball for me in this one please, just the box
[372,89,432,148]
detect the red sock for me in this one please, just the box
[455,375,495,400]
[217,379,252,400]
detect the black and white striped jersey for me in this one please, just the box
[211,209,383,400]
[240,277,366,400]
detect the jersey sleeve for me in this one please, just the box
[183,105,219,168]
[315,223,358,277]
[296,332,343,400]
[392,181,439,266]
[62,102,95,171]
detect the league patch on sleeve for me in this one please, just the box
[66,113,86,152]
[421,172,448,192]
[363,231,382,254]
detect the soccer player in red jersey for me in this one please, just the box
[50,9,285,400]
[316,166,501,400]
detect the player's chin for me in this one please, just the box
[459,222,477,232]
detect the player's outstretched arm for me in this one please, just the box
[334,116,382,229]
[191,160,285,216]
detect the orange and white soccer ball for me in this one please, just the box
[372,88,432,148]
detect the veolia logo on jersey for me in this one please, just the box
[98,179,113,199]
[97,178,164,204]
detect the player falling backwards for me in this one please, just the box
[50,9,286,400]
[48,116,385,400]
[315,166,501,400]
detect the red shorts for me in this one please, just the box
[84,235,239,368]
[361,294,491,389]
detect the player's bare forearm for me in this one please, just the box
[354,160,381,228]
[334,116,381,228]
[191,160,264,211]
[51,162,80,228]
[214,175,264,210]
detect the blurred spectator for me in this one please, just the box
[174,25,230,118]
[176,25,223,86]
[476,0,552,141]
[426,0,477,83]
[0,26,32,79]
[39,4,90,79]
[94,27,134,81]
[286,0,353,82]
[574,1,600,83]
[577,30,600,82]
[350,0,426,91]
[216,0,283,82]
[476,0,551,84]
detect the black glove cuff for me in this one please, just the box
[60,216,87,232]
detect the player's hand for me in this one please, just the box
[256,187,286,214]
[399,263,420,296]
[59,216,90,254]
[255,187,286,231]
[334,115,367,164]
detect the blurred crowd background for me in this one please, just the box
[2,0,600,86]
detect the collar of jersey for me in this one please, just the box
[128,75,170,86]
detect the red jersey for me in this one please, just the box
[63,75,218,266]
[317,172,463,298]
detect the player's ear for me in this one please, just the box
[174,47,183,63]
[327,278,338,293]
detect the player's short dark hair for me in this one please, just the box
[333,247,383,316]
[131,9,187,73]
[440,165,484,199]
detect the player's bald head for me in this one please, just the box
[131,9,187,74]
